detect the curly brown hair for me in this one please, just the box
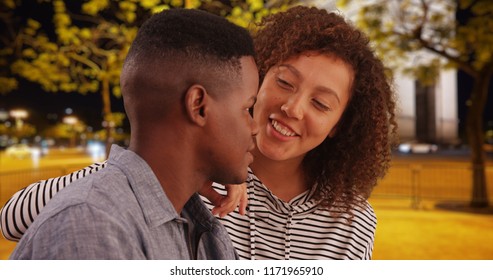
[253,6,398,216]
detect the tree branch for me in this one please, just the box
[416,35,478,78]
[462,0,481,11]
[66,52,101,72]
[393,0,478,78]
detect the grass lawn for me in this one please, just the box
[0,239,15,260]
[1,198,492,260]
[371,198,493,260]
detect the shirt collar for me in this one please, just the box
[183,194,215,231]
[106,145,179,227]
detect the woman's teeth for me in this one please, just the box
[271,120,296,137]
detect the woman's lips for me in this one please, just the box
[270,119,298,137]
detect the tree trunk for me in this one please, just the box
[466,71,491,208]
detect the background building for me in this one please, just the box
[396,70,460,145]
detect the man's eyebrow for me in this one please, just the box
[279,64,341,104]
[248,96,257,105]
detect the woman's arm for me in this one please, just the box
[0,162,107,241]
[1,161,247,241]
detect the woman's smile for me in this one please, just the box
[270,119,298,138]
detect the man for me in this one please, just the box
[10,8,259,259]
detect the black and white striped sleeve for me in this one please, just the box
[0,161,107,241]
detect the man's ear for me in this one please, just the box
[184,84,209,126]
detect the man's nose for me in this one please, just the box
[250,116,259,136]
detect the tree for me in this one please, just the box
[1,0,142,153]
[43,118,86,146]
[339,0,492,207]
[1,0,298,154]
[1,122,36,140]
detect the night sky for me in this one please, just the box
[0,80,126,132]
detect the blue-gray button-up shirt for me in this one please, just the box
[10,145,238,260]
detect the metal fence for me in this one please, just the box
[1,163,493,209]
[373,162,493,208]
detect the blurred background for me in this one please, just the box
[1,0,492,259]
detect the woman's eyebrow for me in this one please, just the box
[315,86,341,104]
[279,64,341,104]
[278,64,301,78]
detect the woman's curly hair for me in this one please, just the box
[253,6,398,216]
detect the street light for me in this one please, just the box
[63,116,78,125]
[0,109,8,122]
[63,116,79,147]
[9,109,28,129]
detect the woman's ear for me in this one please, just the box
[184,84,209,126]
[328,130,336,138]
[328,125,338,138]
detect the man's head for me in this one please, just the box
[122,8,256,122]
[121,9,259,184]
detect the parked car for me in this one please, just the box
[5,144,33,159]
[398,142,439,154]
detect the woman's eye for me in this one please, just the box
[276,78,293,90]
[312,99,331,111]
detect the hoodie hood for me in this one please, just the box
[246,168,319,260]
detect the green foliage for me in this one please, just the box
[0,0,300,147]
[2,122,36,139]
[0,77,18,94]
[104,112,126,129]
[339,0,493,81]
[1,0,297,97]
[340,0,493,206]
[42,119,86,140]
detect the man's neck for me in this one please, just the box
[128,139,203,214]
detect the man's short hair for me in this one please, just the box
[121,8,256,123]
[124,8,255,76]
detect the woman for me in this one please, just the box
[1,6,397,259]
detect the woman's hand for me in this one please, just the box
[199,182,247,217]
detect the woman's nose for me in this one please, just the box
[281,95,304,120]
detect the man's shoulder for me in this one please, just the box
[10,168,142,259]
[49,165,130,208]
[10,200,142,259]
[26,165,137,232]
